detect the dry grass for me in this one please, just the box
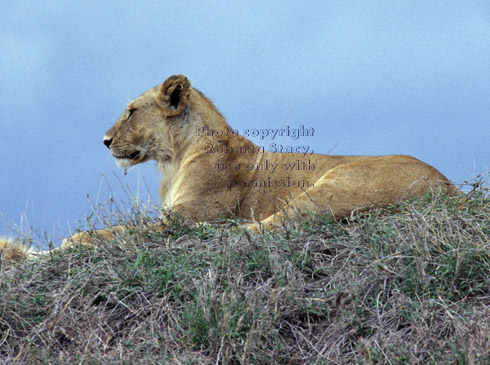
[1,180,489,364]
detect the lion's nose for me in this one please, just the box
[103,136,113,149]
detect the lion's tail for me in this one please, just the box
[0,237,32,267]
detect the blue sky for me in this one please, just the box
[1,1,489,247]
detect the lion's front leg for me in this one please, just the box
[244,178,332,234]
[61,221,170,248]
[61,226,127,248]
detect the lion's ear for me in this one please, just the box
[159,74,191,111]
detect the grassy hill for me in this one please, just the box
[1,183,489,364]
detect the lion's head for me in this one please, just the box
[103,74,225,169]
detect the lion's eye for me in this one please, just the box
[127,108,137,120]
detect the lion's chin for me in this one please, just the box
[115,158,134,169]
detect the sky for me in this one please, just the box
[1,1,489,248]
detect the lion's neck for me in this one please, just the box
[158,159,181,208]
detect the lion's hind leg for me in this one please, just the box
[248,156,455,233]
[247,158,438,233]
[247,175,348,233]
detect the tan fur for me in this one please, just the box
[0,237,28,267]
[67,74,458,243]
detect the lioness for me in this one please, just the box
[65,74,457,243]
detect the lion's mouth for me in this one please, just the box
[113,151,141,160]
